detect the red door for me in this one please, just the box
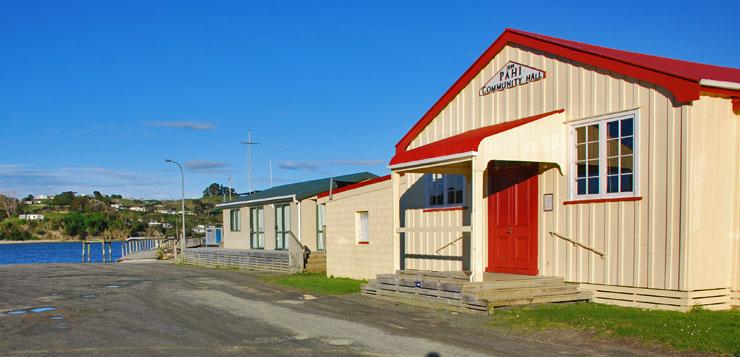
[487,163,539,275]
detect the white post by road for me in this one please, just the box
[166,159,186,263]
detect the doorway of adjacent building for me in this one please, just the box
[487,162,539,275]
[275,204,290,250]
[316,203,326,251]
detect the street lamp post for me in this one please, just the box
[166,159,186,263]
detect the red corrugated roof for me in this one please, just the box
[389,109,563,167]
[316,175,391,198]
[514,29,740,83]
[394,29,740,154]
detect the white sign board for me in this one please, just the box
[543,193,554,212]
[479,61,545,96]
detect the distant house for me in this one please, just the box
[162,223,173,229]
[156,209,177,215]
[19,214,44,221]
[192,225,207,234]
[216,172,378,252]
[111,203,124,210]
[130,206,147,212]
[147,220,162,227]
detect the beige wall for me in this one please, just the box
[323,180,394,280]
[684,95,739,290]
[222,199,319,252]
[222,208,249,249]
[396,43,739,293]
[735,101,740,300]
[300,199,319,251]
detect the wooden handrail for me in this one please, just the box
[549,232,605,259]
[435,236,464,254]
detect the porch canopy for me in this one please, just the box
[388,109,567,173]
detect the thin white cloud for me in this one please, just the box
[329,160,384,166]
[146,121,215,131]
[277,159,382,171]
[183,160,229,173]
[0,163,169,198]
[278,160,320,171]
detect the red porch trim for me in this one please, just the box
[563,196,643,205]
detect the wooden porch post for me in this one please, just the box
[392,171,402,272]
[470,161,486,282]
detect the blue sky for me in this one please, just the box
[1,1,738,199]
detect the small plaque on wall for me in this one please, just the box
[543,194,554,212]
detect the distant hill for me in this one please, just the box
[0,191,224,241]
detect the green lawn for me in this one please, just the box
[262,273,366,295]
[490,302,739,354]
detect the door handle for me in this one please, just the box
[507,227,513,234]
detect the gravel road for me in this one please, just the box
[0,263,677,356]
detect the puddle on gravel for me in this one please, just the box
[106,285,120,288]
[6,309,29,315]
[30,307,57,313]
[3,307,57,316]
[81,294,97,299]
[49,316,64,320]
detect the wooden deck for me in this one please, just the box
[362,270,591,314]
[182,248,297,273]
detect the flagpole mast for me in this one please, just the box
[240,129,260,194]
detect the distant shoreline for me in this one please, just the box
[0,239,126,245]
[0,240,78,245]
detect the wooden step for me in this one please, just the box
[488,291,592,308]
[472,285,580,301]
[464,277,565,292]
[396,270,470,281]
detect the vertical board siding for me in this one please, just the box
[399,44,694,289]
[685,96,739,290]
[404,209,466,272]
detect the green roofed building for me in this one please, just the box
[215,172,377,252]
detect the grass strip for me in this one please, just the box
[489,302,739,354]
[263,272,366,295]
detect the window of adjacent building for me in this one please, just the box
[229,209,241,232]
[355,211,369,244]
[426,174,465,207]
[316,204,326,251]
[570,112,638,200]
[250,207,264,249]
[275,205,290,250]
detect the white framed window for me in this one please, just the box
[229,209,241,232]
[355,211,369,244]
[569,111,638,200]
[426,174,466,207]
[249,207,264,249]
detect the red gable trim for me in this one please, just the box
[390,109,563,167]
[395,29,739,154]
[316,175,391,199]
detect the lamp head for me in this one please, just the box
[165,159,173,163]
